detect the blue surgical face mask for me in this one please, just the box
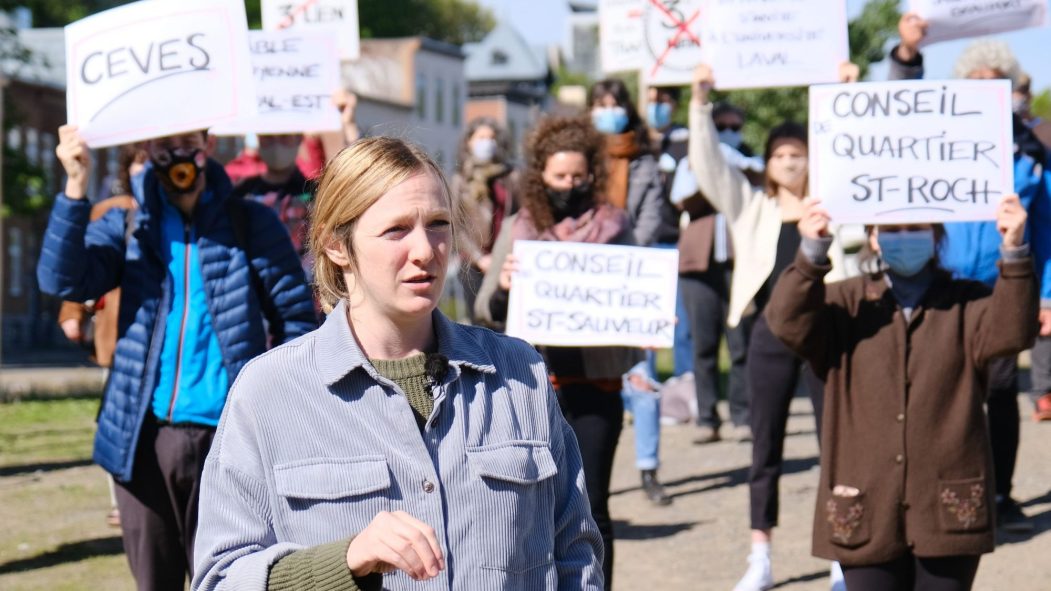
[592,106,630,134]
[647,102,672,129]
[718,129,743,149]
[877,229,935,277]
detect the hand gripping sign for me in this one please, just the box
[262,0,360,61]
[506,241,680,349]
[910,0,1048,46]
[211,30,342,136]
[65,0,256,148]
[809,79,1014,225]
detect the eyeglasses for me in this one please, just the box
[715,123,742,132]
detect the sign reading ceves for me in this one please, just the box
[211,30,342,136]
[506,241,679,349]
[64,0,255,148]
[809,79,1014,225]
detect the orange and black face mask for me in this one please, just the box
[151,148,206,196]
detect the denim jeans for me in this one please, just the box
[647,243,693,378]
[621,360,662,470]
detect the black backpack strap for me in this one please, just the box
[226,197,266,305]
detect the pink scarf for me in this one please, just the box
[512,203,629,244]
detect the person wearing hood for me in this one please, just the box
[38,125,316,590]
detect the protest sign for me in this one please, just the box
[599,0,647,74]
[506,241,679,348]
[809,79,1014,224]
[262,0,360,61]
[211,30,341,136]
[603,0,848,88]
[64,0,255,148]
[911,0,1048,46]
[700,0,848,90]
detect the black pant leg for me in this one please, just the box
[985,356,1019,499]
[680,272,726,429]
[727,308,753,428]
[558,383,623,591]
[154,425,214,578]
[913,555,981,591]
[114,422,190,591]
[747,314,802,530]
[842,554,914,591]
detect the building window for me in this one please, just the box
[491,50,508,65]
[6,127,21,150]
[41,134,56,193]
[416,73,427,119]
[8,227,23,297]
[25,128,39,165]
[452,85,461,127]
[435,78,445,124]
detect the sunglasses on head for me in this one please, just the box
[715,123,742,132]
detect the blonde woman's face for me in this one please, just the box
[345,172,452,322]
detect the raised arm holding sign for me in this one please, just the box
[64,0,255,148]
[910,0,1048,46]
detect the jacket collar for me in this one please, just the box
[133,158,234,255]
[315,300,497,388]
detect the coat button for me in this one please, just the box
[896,413,905,422]
[901,501,910,510]
[422,480,436,493]
[895,454,904,463]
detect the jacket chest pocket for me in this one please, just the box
[466,442,558,576]
[273,456,393,544]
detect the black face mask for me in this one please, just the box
[151,148,206,196]
[546,183,592,220]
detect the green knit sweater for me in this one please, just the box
[266,354,432,591]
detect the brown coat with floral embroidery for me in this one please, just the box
[766,251,1037,566]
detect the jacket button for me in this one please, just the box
[901,501,910,510]
[895,454,904,463]
[422,480,436,493]
[896,413,905,422]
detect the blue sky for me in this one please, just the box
[475,0,1051,90]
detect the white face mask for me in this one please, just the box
[259,143,299,172]
[471,138,497,163]
[718,129,743,149]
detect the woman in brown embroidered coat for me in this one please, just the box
[765,195,1036,590]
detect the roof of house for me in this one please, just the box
[464,23,547,83]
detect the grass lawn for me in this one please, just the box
[0,397,135,590]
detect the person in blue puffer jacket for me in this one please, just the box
[889,13,1051,534]
[38,125,316,591]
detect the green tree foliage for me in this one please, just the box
[1,19,47,218]
[358,0,495,45]
[1032,88,1051,121]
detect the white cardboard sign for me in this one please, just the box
[809,79,1014,225]
[211,30,341,136]
[262,0,360,61]
[599,0,648,74]
[911,0,1048,46]
[506,241,679,348]
[701,0,848,90]
[601,0,847,88]
[64,0,256,148]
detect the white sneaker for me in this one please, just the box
[732,552,773,591]
[829,561,846,591]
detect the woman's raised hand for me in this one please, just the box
[345,510,445,581]
[56,125,90,200]
[838,62,860,84]
[691,64,714,106]
[797,197,831,240]
[498,254,518,291]
[996,194,1026,248]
